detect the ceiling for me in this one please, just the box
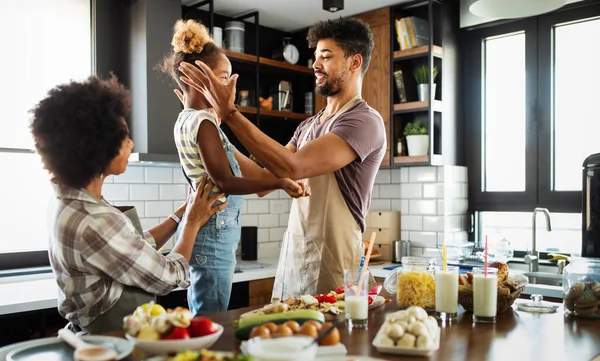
[181,0,409,32]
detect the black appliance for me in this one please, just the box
[241,226,258,261]
[582,153,600,257]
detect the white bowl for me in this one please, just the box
[246,335,318,361]
[125,323,223,355]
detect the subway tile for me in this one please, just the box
[401,231,410,240]
[263,191,280,199]
[454,231,469,243]
[258,242,281,258]
[422,248,442,264]
[259,214,280,228]
[423,183,444,199]
[444,183,462,199]
[102,184,129,201]
[461,184,469,199]
[409,200,437,215]
[371,185,379,199]
[400,168,409,183]
[139,218,160,230]
[159,184,187,200]
[114,201,146,218]
[269,227,287,242]
[270,200,289,214]
[172,168,188,184]
[257,229,270,243]
[241,214,258,227]
[454,166,468,183]
[375,169,391,184]
[400,183,423,199]
[423,216,444,232]
[410,246,424,256]
[453,199,469,215]
[401,215,422,231]
[391,200,403,212]
[445,215,464,232]
[130,184,159,201]
[370,199,391,211]
[379,184,401,198]
[241,200,248,214]
[114,166,144,183]
[145,167,173,183]
[104,175,115,183]
[400,199,409,214]
[437,232,454,245]
[391,169,402,183]
[247,200,269,214]
[245,193,259,200]
[145,201,174,218]
[409,167,437,183]
[408,231,437,248]
[279,213,290,227]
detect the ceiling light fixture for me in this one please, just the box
[323,0,344,13]
[469,0,566,19]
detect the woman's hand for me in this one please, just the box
[185,176,227,228]
[178,61,239,122]
[278,178,310,198]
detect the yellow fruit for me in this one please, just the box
[133,302,166,318]
[136,326,160,340]
[150,303,167,316]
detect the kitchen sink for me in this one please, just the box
[522,271,563,287]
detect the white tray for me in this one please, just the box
[372,325,440,357]
[240,340,347,358]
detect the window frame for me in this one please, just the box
[0,0,95,272]
[464,1,600,215]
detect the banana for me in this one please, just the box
[547,253,569,262]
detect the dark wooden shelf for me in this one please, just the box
[238,106,310,121]
[393,45,443,60]
[393,100,442,114]
[224,50,313,75]
[393,154,443,166]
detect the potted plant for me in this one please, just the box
[413,65,439,102]
[403,120,429,156]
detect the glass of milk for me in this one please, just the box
[472,267,498,323]
[435,266,459,322]
[344,269,369,329]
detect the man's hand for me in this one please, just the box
[178,61,239,121]
[185,176,227,227]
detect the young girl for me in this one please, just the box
[161,19,306,315]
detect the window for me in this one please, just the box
[0,0,92,267]
[464,2,600,250]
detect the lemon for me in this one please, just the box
[133,302,166,318]
[136,326,160,341]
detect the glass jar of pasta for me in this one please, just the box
[383,256,437,309]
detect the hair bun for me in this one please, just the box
[171,19,213,54]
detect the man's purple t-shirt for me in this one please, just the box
[289,99,386,232]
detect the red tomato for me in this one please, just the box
[315,295,337,304]
[368,296,374,306]
[188,316,218,337]
[334,287,345,294]
[161,326,190,340]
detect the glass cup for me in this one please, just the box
[435,266,459,321]
[472,267,498,323]
[344,269,370,329]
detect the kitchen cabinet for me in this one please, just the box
[249,278,275,306]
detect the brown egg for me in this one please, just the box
[284,321,300,333]
[263,322,278,333]
[249,325,271,339]
[297,323,318,339]
[318,322,340,346]
[302,320,322,331]
[273,325,293,338]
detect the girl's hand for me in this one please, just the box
[278,178,308,198]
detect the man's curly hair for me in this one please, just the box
[30,75,131,188]
[307,17,374,74]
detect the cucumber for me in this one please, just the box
[233,309,325,340]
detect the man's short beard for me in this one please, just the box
[315,70,348,96]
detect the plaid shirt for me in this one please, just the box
[48,184,190,327]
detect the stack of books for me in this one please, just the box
[395,16,430,50]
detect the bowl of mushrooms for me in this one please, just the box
[372,306,440,357]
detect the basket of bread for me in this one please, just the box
[458,262,527,315]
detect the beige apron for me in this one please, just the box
[272,95,365,300]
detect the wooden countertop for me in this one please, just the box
[114,299,600,361]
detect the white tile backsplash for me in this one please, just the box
[247,200,269,214]
[400,183,423,199]
[102,184,129,201]
[114,166,144,183]
[130,184,159,201]
[269,227,286,242]
[375,169,391,184]
[401,215,423,231]
[145,201,174,218]
[409,167,437,183]
[241,214,259,227]
[172,168,187,184]
[159,184,187,200]
[259,214,280,228]
[379,184,401,198]
[370,199,391,211]
[409,200,437,215]
[145,167,173,184]
[269,200,289,214]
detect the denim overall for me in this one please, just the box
[178,126,243,316]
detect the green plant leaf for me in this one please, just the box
[403,120,428,136]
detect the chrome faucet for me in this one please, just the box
[523,207,552,273]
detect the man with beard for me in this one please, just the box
[177,17,386,299]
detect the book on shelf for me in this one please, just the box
[395,16,430,51]
[393,69,408,103]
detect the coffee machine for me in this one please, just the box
[582,153,600,257]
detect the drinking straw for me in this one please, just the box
[358,231,376,293]
[442,243,448,272]
[484,235,489,277]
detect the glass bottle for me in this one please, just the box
[384,256,437,309]
[563,258,600,317]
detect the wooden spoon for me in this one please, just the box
[58,329,118,361]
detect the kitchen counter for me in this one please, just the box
[106,299,600,361]
[0,258,278,316]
